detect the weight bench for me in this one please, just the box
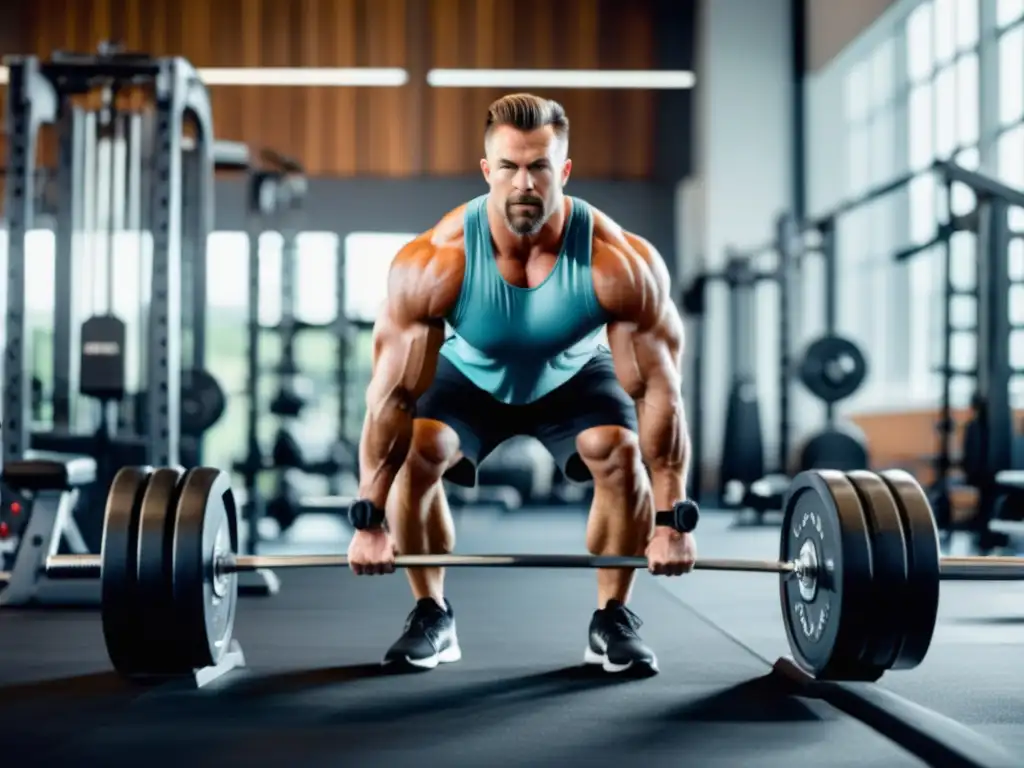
[1,452,100,607]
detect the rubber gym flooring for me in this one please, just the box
[0,507,1020,768]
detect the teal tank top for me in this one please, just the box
[440,194,611,405]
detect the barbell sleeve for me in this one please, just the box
[939,556,1024,580]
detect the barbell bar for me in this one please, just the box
[42,551,1024,582]
[42,553,799,579]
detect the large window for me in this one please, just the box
[995,9,1024,400]
[904,0,981,404]
[204,230,346,474]
[839,36,899,402]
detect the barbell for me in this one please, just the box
[37,465,1024,682]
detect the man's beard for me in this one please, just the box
[504,196,545,236]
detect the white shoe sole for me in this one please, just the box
[384,642,462,670]
[583,646,658,674]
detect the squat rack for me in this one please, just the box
[3,49,216,471]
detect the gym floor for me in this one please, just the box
[0,508,1021,768]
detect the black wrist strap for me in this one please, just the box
[349,499,387,531]
[655,500,700,533]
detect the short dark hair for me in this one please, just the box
[484,93,569,146]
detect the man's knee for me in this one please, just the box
[576,426,645,486]
[403,419,461,487]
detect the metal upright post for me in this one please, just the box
[51,105,86,430]
[974,195,1014,542]
[3,59,58,468]
[335,243,350,443]
[774,212,797,474]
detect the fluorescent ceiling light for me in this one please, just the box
[0,66,409,87]
[426,69,696,90]
[201,68,408,87]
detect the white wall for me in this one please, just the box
[678,0,794,476]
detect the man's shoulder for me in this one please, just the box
[417,202,477,256]
[588,205,660,271]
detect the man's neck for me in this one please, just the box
[487,196,570,260]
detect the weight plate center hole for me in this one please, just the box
[798,538,819,602]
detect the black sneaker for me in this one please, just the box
[383,597,462,670]
[584,600,658,675]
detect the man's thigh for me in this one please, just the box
[415,355,514,487]
[529,349,638,483]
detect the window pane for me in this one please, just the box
[845,60,871,122]
[258,232,283,327]
[998,0,1024,28]
[956,0,979,50]
[871,37,896,108]
[949,231,976,291]
[1010,239,1024,281]
[869,110,895,187]
[951,330,976,372]
[206,232,249,309]
[934,65,957,157]
[999,26,1024,125]
[907,2,934,81]
[949,295,975,326]
[951,147,979,217]
[847,127,871,196]
[997,124,1024,230]
[956,145,980,169]
[344,232,417,324]
[908,83,934,170]
[1012,330,1024,373]
[295,232,340,326]
[908,257,934,396]
[22,230,56,314]
[956,53,979,146]
[934,0,956,63]
[1012,286,1024,327]
[909,173,938,243]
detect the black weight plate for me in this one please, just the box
[779,470,876,680]
[845,470,909,675]
[100,466,154,677]
[798,335,868,404]
[877,469,941,671]
[135,467,188,675]
[181,369,227,436]
[171,468,239,670]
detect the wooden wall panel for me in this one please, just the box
[17,0,657,178]
[423,0,656,178]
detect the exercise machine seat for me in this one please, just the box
[2,452,98,491]
[744,473,791,511]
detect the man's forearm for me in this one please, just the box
[357,395,416,508]
[636,393,690,512]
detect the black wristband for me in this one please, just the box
[655,500,700,533]
[348,499,387,531]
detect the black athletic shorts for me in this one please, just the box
[415,347,638,487]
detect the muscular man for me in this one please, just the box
[348,93,696,677]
